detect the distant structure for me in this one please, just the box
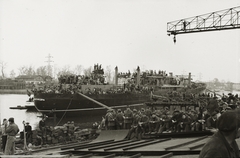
[45,54,54,77]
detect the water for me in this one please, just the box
[0,94,41,131]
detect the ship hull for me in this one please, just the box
[34,92,151,115]
[34,86,206,122]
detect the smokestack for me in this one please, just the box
[115,66,118,85]
[188,73,191,87]
[137,66,140,86]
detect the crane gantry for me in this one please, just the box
[167,6,240,43]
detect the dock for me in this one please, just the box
[6,130,229,158]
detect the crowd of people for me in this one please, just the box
[0,116,78,155]
[100,92,240,140]
[38,117,76,146]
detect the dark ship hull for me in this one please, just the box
[34,92,151,118]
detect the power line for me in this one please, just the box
[45,54,54,77]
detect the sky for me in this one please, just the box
[1,0,240,82]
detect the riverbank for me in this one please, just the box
[0,89,27,94]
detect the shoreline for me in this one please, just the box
[0,89,27,94]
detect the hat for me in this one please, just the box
[211,111,217,117]
[191,109,196,113]
[26,122,29,124]
[226,107,232,110]
[71,121,74,124]
[217,110,240,131]
[133,109,137,112]
[8,117,14,122]
[117,109,121,112]
[67,121,70,124]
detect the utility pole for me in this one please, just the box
[45,54,54,77]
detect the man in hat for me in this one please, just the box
[116,109,124,129]
[206,98,219,116]
[189,110,201,131]
[39,116,47,145]
[206,111,218,131]
[68,121,75,138]
[123,107,133,129]
[148,113,160,133]
[127,111,140,140]
[5,117,19,155]
[24,122,32,144]
[105,109,116,130]
[178,113,191,132]
[199,110,240,158]
[158,107,171,133]
[136,111,149,140]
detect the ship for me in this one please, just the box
[32,65,206,120]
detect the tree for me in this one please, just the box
[57,65,73,77]
[18,65,35,76]
[9,70,16,79]
[74,65,83,75]
[83,66,92,76]
[36,66,48,76]
[0,61,7,79]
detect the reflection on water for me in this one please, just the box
[0,94,41,131]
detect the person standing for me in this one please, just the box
[199,110,240,158]
[5,117,19,155]
[1,118,8,153]
[24,122,32,144]
[39,117,47,145]
[116,109,124,130]
[123,107,133,129]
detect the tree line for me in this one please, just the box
[0,61,113,83]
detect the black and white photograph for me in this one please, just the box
[1,0,240,157]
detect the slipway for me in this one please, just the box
[93,130,129,141]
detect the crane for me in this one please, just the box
[167,6,240,43]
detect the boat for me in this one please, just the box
[10,94,37,111]
[32,65,206,119]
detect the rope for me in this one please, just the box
[55,98,73,126]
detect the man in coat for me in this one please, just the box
[5,117,19,155]
[199,110,240,158]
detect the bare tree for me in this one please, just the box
[0,61,7,79]
[10,70,16,79]
[57,65,73,77]
[83,66,92,76]
[18,65,36,76]
[36,66,48,76]
[27,65,35,76]
[74,65,83,75]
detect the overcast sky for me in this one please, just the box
[1,0,240,82]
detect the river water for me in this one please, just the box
[0,94,41,131]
